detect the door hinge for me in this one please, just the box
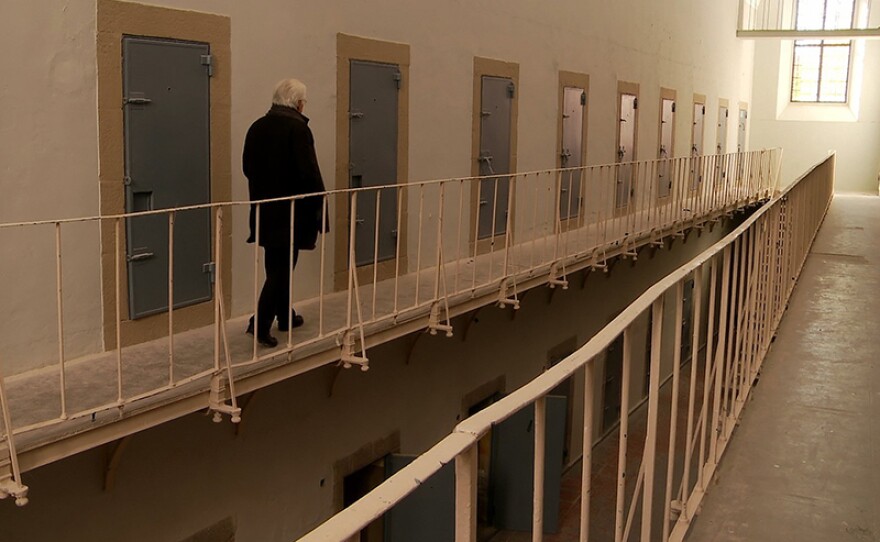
[726,109,729,118]
[200,54,214,77]
[702,105,706,115]
[507,82,515,98]
[580,91,587,105]
[203,262,216,283]
[393,70,402,90]
[672,102,676,113]
[633,98,639,109]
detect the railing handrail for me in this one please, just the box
[297,150,833,542]
[0,149,779,230]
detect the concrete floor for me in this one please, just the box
[687,195,880,541]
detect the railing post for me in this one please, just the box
[614,327,633,542]
[54,222,67,419]
[0,362,28,506]
[662,281,684,542]
[533,397,546,542]
[455,443,478,542]
[641,297,664,541]
[580,361,595,542]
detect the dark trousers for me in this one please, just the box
[256,245,299,336]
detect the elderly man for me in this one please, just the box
[243,78,327,347]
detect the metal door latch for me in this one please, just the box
[127,252,154,262]
[123,97,152,106]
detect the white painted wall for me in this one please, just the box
[0,0,756,375]
[750,2,880,193]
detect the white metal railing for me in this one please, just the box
[0,149,778,505]
[296,152,833,542]
[738,0,878,36]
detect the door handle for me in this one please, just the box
[128,252,154,262]
[355,218,365,225]
[124,97,152,106]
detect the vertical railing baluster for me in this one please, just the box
[371,190,381,320]
[580,361,595,542]
[698,258,718,490]
[288,200,296,348]
[641,297,664,541]
[114,217,123,405]
[455,179,465,294]
[318,195,327,337]
[415,184,425,307]
[533,397,546,542]
[251,204,261,360]
[54,222,67,418]
[710,246,732,462]
[393,186,404,318]
[0,359,27,505]
[662,280,684,542]
[614,327,633,542]
[167,212,175,385]
[681,266,702,512]
[214,207,224,371]
[455,444,478,542]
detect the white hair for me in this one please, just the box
[272,78,307,108]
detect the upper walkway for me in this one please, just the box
[687,194,880,541]
[0,150,777,502]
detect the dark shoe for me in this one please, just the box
[245,317,279,347]
[277,314,304,332]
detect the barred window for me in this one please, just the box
[790,0,855,103]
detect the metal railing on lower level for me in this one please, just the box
[0,149,778,506]
[297,152,833,542]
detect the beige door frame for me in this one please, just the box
[334,34,411,291]
[96,0,232,348]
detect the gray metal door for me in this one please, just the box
[616,94,637,209]
[737,109,747,152]
[478,76,513,239]
[602,334,624,432]
[658,98,675,198]
[681,279,694,361]
[123,37,212,319]
[690,103,705,190]
[350,60,400,266]
[716,106,730,185]
[560,87,585,220]
[716,106,729,154]
[737,109,748,182]
[384,454,454,542]
[489,395,567,533]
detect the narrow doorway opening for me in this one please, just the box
[343,459,386,542]
[468,393,503,542]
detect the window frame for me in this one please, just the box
[789,0,856,104]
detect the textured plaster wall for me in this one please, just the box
[750,3,880,193]
[0,1,103,374]
[0,221,731,542]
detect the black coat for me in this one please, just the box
[243,105,328,249]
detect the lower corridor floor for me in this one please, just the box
[688,194,880,541]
